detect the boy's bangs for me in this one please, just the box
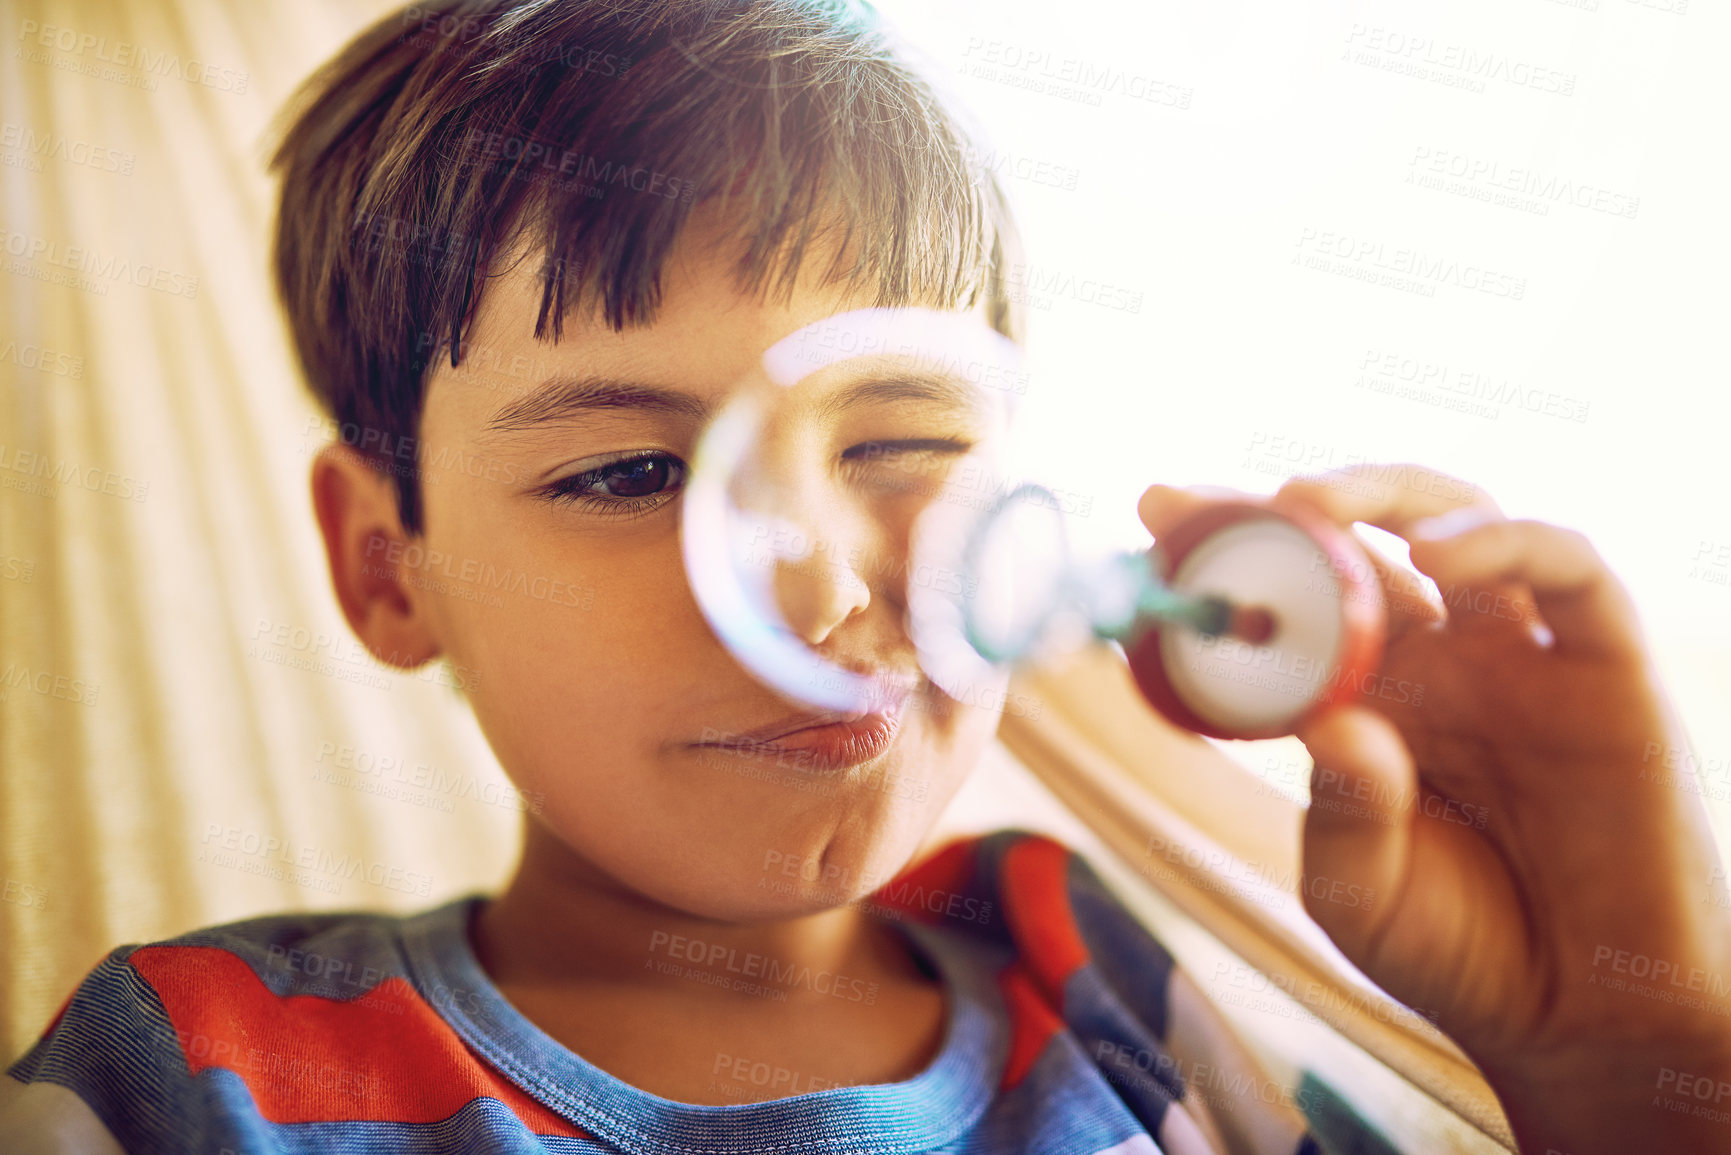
[440,9,1021,352]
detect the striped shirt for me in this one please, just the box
[4,830,1397,1153]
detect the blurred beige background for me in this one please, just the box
[0,0,528,1060]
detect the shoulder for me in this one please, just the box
[867,827,1179,1054]
[125,902,434,1005]
[4,897,483,1152]
[871,828,1146,942]
[871,827,1174,998]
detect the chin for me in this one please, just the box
[674,796,945,923]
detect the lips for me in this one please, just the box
[695,700,907,771]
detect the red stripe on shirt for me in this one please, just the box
[996,961,1062,1091]
[867,837,978,923]
[128,945,586,1136]
[1001,836,1090,1004]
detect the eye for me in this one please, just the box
[842,438,974,468]
[538,451,687,518]
[841,438,975,488]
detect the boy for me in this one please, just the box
[5,1,1729,1151]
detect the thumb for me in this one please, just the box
[1294,704,1417,960]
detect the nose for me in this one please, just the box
[772,532,873,646]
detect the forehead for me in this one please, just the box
[424,205,993,431]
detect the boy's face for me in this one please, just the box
[399,209,1010,921]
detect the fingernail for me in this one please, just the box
[1409,508,1497,541]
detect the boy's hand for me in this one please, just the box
[1138,464,1731,1151]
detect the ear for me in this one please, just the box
[310,443,441,670]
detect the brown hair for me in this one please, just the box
[268,0,1024,531]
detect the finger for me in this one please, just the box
[1359,532,1541,642]
[1272,465,1533,637]
[1406,514,1645,659]
[1423,568,1547,643]
[1346,534,1445,632]
[1293,705,1416,959]
[1136,483,1256,538]
[1269,462,1500,539]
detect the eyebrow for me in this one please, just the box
[481,368,986,441]
[483,376,714,440]
[813,373,985,422]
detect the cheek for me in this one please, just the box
[426,511,711,772]
[922,673,1009,796]
[920,662,1013,747]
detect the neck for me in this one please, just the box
[470,818,931,1001]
